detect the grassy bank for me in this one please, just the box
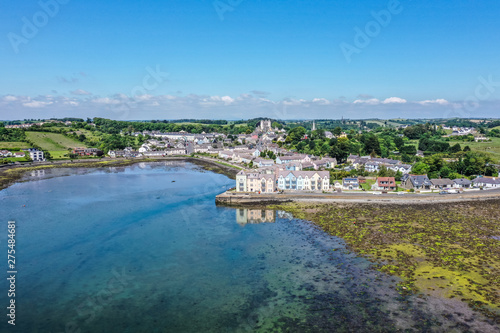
[272,200,500,322]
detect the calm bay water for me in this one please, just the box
[0,162,491,332]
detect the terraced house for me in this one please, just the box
[236,170,276,193]
[276,170,330,191]
[236,169,330,192]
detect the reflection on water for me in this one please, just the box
[30,169,45,177]
[236,208,276,225]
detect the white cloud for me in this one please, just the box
[382,97,407,104]
[312,98,331,105]
[221,96,234,104]
[3,93,499,120]
[22,101,53,108]
[416,99,449,105]
[3,95,18,102]
[353,98,380,105]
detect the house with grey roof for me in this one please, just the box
[453,178,472,188]
[402,174,432,190]
[472,177,500,188]
[312,157,337,170]
[254,158,274,168]
[430,178,455,190]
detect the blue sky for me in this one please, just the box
[0,0,499,120]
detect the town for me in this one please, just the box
[1,117,499,195]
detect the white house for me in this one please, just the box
[276,170,330,191]
[254,158,274,168]
[0,150,12,157]
[472,177,500,188]
[28,149,44,161]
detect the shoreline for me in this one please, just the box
[215,188,500,206]
[0,156,238,192]
[3,156,499,205]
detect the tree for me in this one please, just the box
[378,165,389,177]
[450,143,462,153]
[412,162,430,175]
[287,127,306,145]
[394,136,404,150]
[329,137,351,163]
[271,121,282,129]
[439,166,452,179]
[311,130,325,140]
[362,133,381,156]
[485,165,498,177]
[333,127,343,137]
[267,151,276,160]
[320,142,330,155]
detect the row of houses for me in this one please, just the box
[72,147,102,156]
[444,127,476,136]
[236,168,330,193]
[0,150,25,158]
[138,139,194,154]
[401,174,500,190]
[133,131,226,142]
[347,155,412,174]
[220,148,339,171]
[109,147,189,158]
[1,149,44,161]
[4,120,73,129]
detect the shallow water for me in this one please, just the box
[0,162,495,332]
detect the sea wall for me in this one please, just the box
[215,190,500,206]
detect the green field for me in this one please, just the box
[366,120,402,127]
[0,142,32,149]
[492,126,500,131]
[48,151,70,160]
[26,132,87,160]
[26,132,87,150]
[1,156,29,162]
[466,137,500,162]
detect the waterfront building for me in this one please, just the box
[276,170,329,191]
[28,149,45,161]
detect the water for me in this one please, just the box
[0,162,493,332]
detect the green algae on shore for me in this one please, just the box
[272,200,500,322]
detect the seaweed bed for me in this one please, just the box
[271,200,500,323]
